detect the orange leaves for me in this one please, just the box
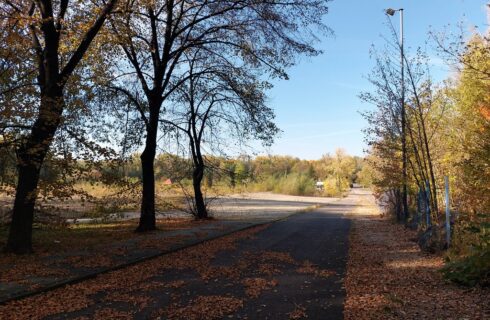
[242,277,278,298]
[344,197,490,319]
[93,307,134,319]
[260,250,297,264]
[0,224,272,318]
[296,260,335,279]
[288,305,308,319]
[165,295,244,320]
[479,104,490,121]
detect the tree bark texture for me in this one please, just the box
[192,162,207,219]
[136,103,159,232]
[7,88,64,253]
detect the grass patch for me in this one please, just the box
[0,218,200,255]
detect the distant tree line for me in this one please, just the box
[119,149,367,197]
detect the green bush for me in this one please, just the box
[442,221,490,287]
[273,173,316,196]
[442,246,490,287]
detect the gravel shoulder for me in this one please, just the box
[103,192,340,222]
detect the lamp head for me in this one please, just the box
[385,8,396,16]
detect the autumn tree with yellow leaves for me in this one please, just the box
[0,0,118,253]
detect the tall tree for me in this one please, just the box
[361,37,440,221]
[440,34,490,213]
[1,0,117,253]
[163,49,278,218]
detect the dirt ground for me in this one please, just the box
[344,190,489,319]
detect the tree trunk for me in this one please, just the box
[137,146,156,231]
[136,124,158,232]
[6,90,64,253]
[192,163,207,219]
[6,164,40,254]
[136,100,160,232]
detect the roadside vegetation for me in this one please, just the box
[345,193,488,319]
[362,21,489,286]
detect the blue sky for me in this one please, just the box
[263,0,489,159]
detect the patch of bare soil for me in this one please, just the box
[344,195,489,319]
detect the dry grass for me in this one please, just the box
[0,181,190,220]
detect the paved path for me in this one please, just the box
[1,194,335,304]
[0,191,365,319]
[97,194,355,319]
[214,201,353,319]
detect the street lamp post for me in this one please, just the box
[386,8,408,221]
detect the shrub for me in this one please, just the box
[273,174,316,196]
[442,220,490,287]
[442,246,490,287]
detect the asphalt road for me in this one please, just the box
[14,193,359,320]
[222,204,353,319]
[146,197,355,320]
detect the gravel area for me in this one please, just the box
[83,192,342,223]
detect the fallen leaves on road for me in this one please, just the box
[0,258,68,283]
[344,196,490,319]
[164,280,186,289]
[66,253,114,269]
[164,295,244,320]
[103,291,153,309]
[0,224,270,319]
[93,307,134,319]
[242,277,278,298]
[296,260,335,279]
[260,251,297,264]
[288,304,307,319]
[0,220,339,319]
[160,224,270,281]
[0,219,211,287]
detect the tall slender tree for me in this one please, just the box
[361,39,440,221]
[163,49,278,218]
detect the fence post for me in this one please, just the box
[425,180,431,227]
[445,176,451,247]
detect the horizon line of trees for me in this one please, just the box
[120,149,368,196]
